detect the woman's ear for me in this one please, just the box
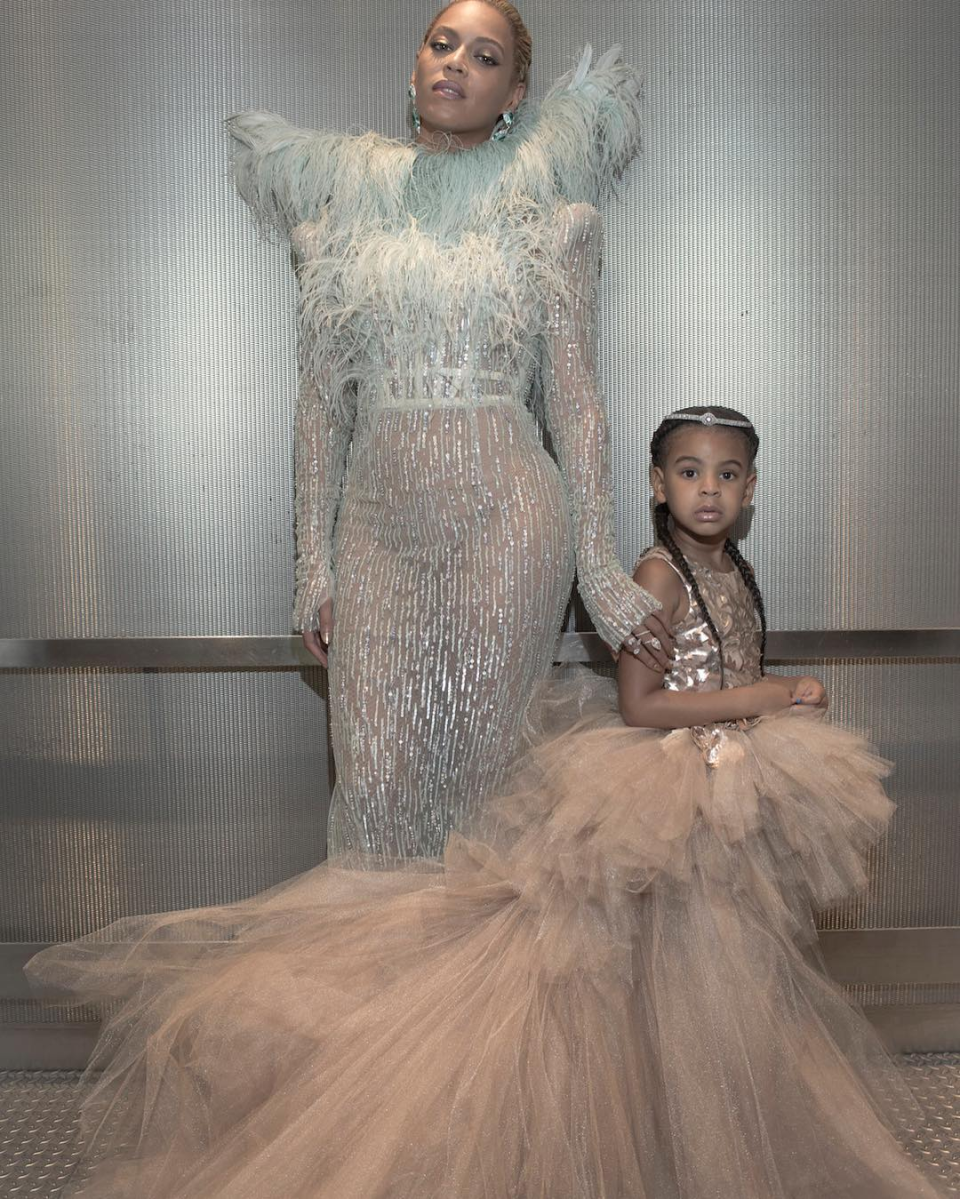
[507,80,526,111]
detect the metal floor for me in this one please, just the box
[1,1057,960,1197]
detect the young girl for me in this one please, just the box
[28,408,946,1197]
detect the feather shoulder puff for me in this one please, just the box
[225,45,642,238]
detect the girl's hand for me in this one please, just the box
[623,611,675,671]
[789,675,828,709]
[302,597,334,668]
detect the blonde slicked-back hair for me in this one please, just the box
[423,0,533,84]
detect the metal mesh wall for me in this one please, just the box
[1,0,958,1036]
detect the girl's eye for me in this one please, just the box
[680,469,697,479]
[721,471,737,481]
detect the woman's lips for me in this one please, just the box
[432,82,465,99]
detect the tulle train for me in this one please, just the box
[26,675,946,1197]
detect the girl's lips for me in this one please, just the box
[695,509,722,520]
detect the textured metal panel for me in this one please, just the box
[606,0,960,634]
[3,0,956,636]
[806,662,960,931]
[2,0,958,1054]
[0,670,331,942]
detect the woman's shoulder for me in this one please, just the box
[523,45,643,207]
[225,110,410,239]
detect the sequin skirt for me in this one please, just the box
[326,402,574,862]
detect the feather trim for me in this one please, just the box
[534,44,644,207]
[225,45,642,239]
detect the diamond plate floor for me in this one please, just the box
[1,1056,960,1196]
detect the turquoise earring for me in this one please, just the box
[408,83,421,136]
[491,110,514,141]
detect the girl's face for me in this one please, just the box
[413,1,526,148]
[651,426,757,547]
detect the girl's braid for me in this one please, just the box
[653,501,724,663]
[723,537,767,673]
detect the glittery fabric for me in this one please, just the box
[225,50,655,862]
[641,544,763,765]
[26,571,950,1197]
[315,205,659,859]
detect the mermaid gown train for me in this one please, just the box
[27,548,947,1197]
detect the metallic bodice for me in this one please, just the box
[638,545,763,766]
[639,545,763,694]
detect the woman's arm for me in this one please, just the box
[541,204,662,655]
[292,278,357,659]
[617,557,797,727]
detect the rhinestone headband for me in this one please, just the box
[663,409,755,430]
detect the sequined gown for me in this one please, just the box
[230,51,654,861]
[27,549,947,1197]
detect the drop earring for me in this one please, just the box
[491,109,514,141]
[408,82,421,137]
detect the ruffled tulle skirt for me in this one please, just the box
[26,672,947,1197]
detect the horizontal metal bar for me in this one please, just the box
[861,1005,960,1054]
[1,630,958,670]
[0,1024,101,1071]
[818,927,960,986]
[3,1008,958,1069]
[7,927,960,1001]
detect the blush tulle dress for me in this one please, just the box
[26,546,947,1197]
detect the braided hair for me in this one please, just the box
[650,406,767,675]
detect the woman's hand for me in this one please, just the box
[789,675,829,709]
[302,597,334,667]
[622,610,675,672]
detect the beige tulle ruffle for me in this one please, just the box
[26,673,946,1198]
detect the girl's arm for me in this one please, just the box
[617,558,796,728]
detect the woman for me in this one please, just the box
[26,7,673,1195]
[228,0,671,861]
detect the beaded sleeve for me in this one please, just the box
[542,204,658,650]
[290,231,357,633]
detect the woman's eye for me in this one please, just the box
[477,53,498,66]
[431,39,451,52]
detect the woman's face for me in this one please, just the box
[413,1,526,148]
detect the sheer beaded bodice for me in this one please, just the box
[228,50,655,860]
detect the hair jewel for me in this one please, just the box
[664,409,754,430]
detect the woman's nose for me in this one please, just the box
[445,49,468,73]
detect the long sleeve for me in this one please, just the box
[541,203,658,650]
[291,251,357,633]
